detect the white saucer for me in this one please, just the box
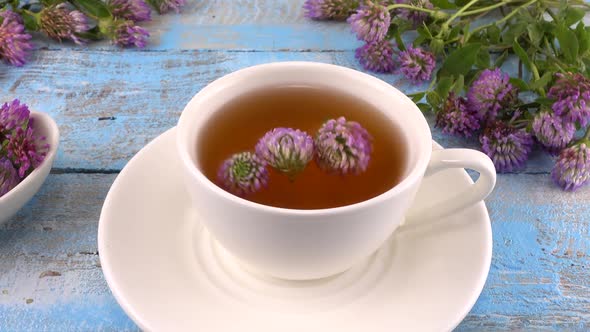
[98,128,492,332]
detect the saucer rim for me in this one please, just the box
[98,127,492,332]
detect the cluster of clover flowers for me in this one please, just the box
[303,0,590,191]
[217,117,373,197]
[0,0,186,66]
[0,99,49,198]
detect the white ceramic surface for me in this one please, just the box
[99,128,492,332]
[176,62,496,280]
[0,111,59,225]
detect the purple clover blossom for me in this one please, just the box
[435,93,480,137]
[0,99,30,134]
[548,72,590,127]
[467,68,518,123]
[347,1,390,42]
[153,0,186,14]
[551,142,590,191]
[108,0,152,22]
[395,0,433,26]
[355,40,396,73]
[0,10,21,23]
[217,152,269,197]
[39,4,89,45]
[532,110,576,155]
[315,117,373,175]
[6,127,48,178]
[0,157,19,197]
[480,121,533,173]
[256,128,314,178]
[303,0,359,20]
[398,45,435,83]
[0,10,33,67]
[113,21,150,48]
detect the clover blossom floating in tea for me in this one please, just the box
[216,116,374,201]
[198,85,406,209]
[315,116,372,175]
[255,127,314,179]
[217,152,269,197]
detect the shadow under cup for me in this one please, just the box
[177,62,433,280]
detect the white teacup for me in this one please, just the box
[177,62,496,280]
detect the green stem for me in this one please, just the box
[452,2,514,34]
[97,17,115,35]
[511,119,530,126]
[434,0,481,38]
[516,101,541,108]
[23,9,39,16]
[386,4,437,15]
[530,63,546,97]
[553,62,566,73]
[408,86,436,103]
[545,8,558,22]
[460,0,512,16]
[443,0,481,25]
[493,0,539,24]
[584,127,590,140]
[543,37,565,71]
[543,37,557,57]
[499,4,507,17]
[544,0,589,7]
[527,38,567,70]
[562,0,589,5]
[488,44,514,51]
[466,0,540,42]
[444,37,461,45]
[528,52,540,80]
[427,77,437,90]
[531,39,567,72]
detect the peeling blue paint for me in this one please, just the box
[0,300,137,332]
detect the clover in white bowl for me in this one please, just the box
[0,100,59,225]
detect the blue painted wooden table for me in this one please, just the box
[1,1,589,331]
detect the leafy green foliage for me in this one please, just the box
[70,0,111,18]
[384,0,590,118]
[327,0,590,190]
[439,43,481,76]
[556,24,579,64]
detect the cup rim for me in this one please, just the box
[177,62,432,216]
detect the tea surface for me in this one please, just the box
[198,85,407,209]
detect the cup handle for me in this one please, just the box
[406,148,496,222]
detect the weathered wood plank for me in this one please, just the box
[0,173,588,330]
[0,49,555,174]
[0,174,122,331]
[30,0,359,51]
[0,301,139,332]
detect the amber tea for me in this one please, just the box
[197,85,408,209]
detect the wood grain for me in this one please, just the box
[0,173,588,331]
[30,0,358,51]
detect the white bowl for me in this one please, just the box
[0,111,59,225]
